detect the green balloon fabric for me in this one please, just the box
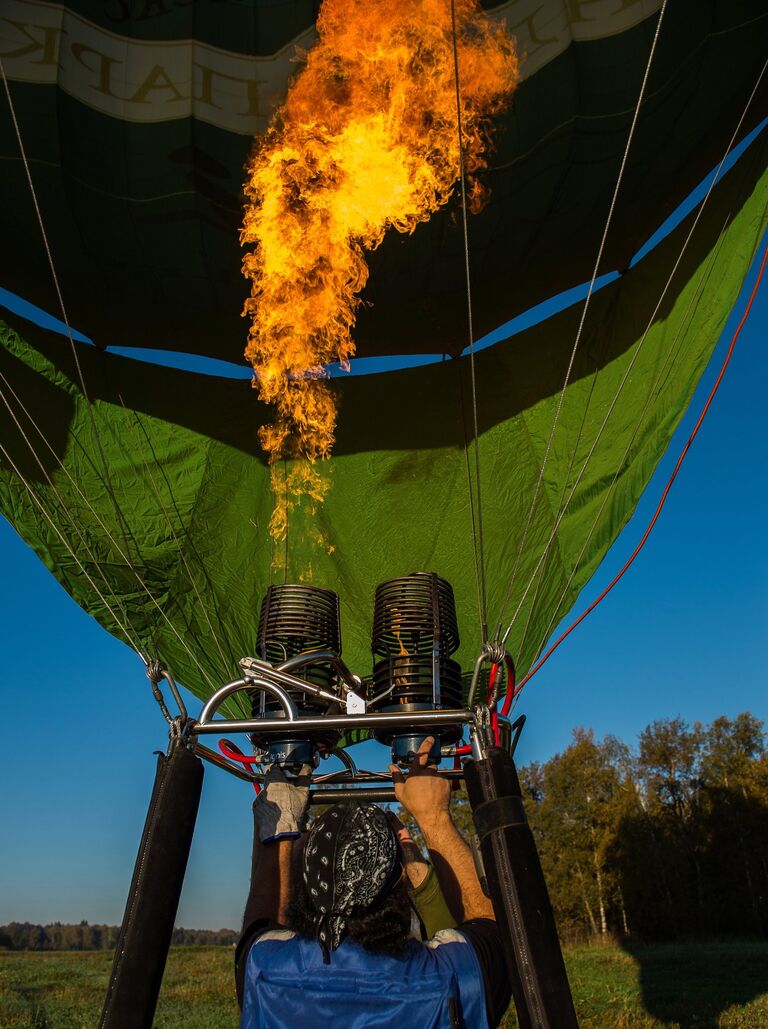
[1,129,765,718]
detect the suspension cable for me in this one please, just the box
[122,403,236,675]
[0,59,149,594]
[492,0,670,642]
[0,362,220,691]
[0,437,148,662]
[0,376,150,660]
[501,55,767,649]
[0,60,225,692]
[450,0,488,642]
[516,236,768,693]
[518,220,728,663]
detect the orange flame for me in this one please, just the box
[241,0,519,560]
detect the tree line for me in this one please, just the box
[5,712,766,949]
[517,712,768,942]
[0,922,238,951]
[436,712,768,942]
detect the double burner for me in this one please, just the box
[249,572,464,770]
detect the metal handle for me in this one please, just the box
[239,657,341,706]
[277,650,361,694]
[198,678,299,727]
[192,707,473,736]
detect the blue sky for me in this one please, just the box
[1,185,767,930]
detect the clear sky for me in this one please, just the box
[1,224,766,929]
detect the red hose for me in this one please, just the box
[218,739,262,794]
[499,654,517,717]
[219,739,260,763]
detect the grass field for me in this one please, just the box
[1,940,767,1027]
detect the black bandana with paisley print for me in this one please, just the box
[302,802,402,962]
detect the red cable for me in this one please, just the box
[486,662,501,746]
[218,739,262,794]
[517,239,768,693]
[486,662,499,705]
[219,739,260,763]
[499,654,517,717]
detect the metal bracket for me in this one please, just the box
[147,662,190,745]
[162,656,507,796]
[466,642,512,708]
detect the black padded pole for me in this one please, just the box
[100,740,204,1029]
[464,748,578,1029]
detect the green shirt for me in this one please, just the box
[409,865,456,939]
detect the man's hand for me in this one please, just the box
[252,763,312,844]
[389,737,451,829]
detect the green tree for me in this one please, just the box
[523,729,622,939]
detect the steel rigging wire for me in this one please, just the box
[516,221,730,664]
[506,58,768,658]
[0,57,226,694]
[450,0,489,644]
[121,402,239,678]
[516,236,768,693]
[493,0,671,647]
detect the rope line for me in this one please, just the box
[0,375,150,659]
[456,361,486,634]
[502,54,767,650]
[122,404,236,675]
[516,236,768,693]
[0,370,221,690]
[517,221,728,663]
[0,58,146,580]
[0,436,148,662]
[0,59,223,692]
[492,0,670,642]
[127,404,243,669]
[450,0,488,641]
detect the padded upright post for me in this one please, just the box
[100,740,204,1029]
[464,747,578,1029]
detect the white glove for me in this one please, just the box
[252,763,312,843]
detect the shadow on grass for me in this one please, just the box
[621,940,768,1028]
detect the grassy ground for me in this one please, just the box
[504,940,768,1029]
[0,948,240,1029]
[1,940,767,1028]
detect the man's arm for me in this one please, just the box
[242,834,296,929]
[236,767,312,1009]
[392,741,510,1027]
[418,809,492,924]
[390,737,494,924]
[388,810,456,937]
[241,764,312,929]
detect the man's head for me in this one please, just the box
[289,801,412,960]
